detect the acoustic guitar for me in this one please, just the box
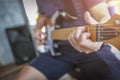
[51,14,120,50]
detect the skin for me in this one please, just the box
[34,15,47,45]
[14,1,111,80]
[68,2,111,54]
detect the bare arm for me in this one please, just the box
[89,2,111,23]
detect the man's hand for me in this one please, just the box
[68,11,103,54]
[34,15,47,45]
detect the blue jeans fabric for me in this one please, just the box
[96,44,120,80]
[30,41,120,80]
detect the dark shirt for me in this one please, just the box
[36,0,104,27]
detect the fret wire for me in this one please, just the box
[97,24,101,42]
[83,28,120,30]
[98,36,118,38]
[88,28,120,29]
[96,36,119,37]
[96,34,119,35]
[99,31,118,32]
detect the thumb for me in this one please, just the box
[84,11,98,25]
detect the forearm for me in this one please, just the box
[89,2,111,23]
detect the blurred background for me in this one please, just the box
[0,0,120,80]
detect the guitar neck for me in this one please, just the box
[51,25,97,41]
[50,14,120,50]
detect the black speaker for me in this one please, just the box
[0,0,36,65]
[6,26,36,65]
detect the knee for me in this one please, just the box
[14,65,48,80]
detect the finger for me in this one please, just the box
[36,38,46,45]
[40,33,47,40]
[80,32,91,41]
[80,35,103,53]
[75,32,103,54]
[35,32,41,40]
[68,31,83,53]
[84,11,98,25]
[83,42,103,53]
[73,27,85,41]
[37,15,47,29]
[36,40,43,45]
[68,31,93,53]
[41,39,46,44]
[79,32,93,49]
[78,32,95,53]
[41,26,46,33]
[73,28,92,53]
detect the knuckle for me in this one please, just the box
[68,35,71,40]
[69,35,74,41]
[79,42,84,46]
[73,35,78,40]
[68,36,71,41]
[79,50,83,53]
[93,48,99,52]
[68,33,72,39]
[85,51,90,54]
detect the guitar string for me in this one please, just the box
[85,28,120,29]
[96,34,119,35]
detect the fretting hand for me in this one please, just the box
[68,11,103,54]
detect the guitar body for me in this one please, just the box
[101,14,120,50]
[51,14,120,50]
[103,35,120,50]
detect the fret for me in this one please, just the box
[96,24,102,42]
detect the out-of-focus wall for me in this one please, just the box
[22,0,38,26]
[108,0,120,14]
